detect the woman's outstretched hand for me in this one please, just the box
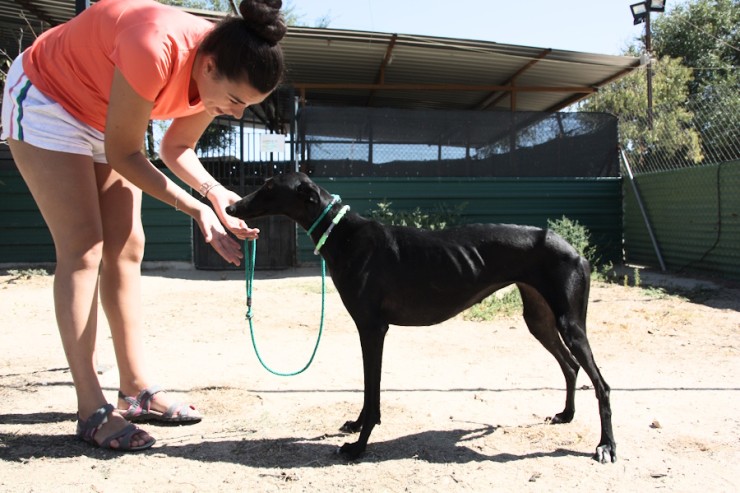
[195,205,245,266]
[209,187,260,241]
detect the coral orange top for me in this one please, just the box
[22,0,214,132]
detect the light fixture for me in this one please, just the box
[649,0,666,13]
[630,0,666,24]
[630,2,648,25]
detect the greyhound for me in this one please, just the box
[226,172,616,463]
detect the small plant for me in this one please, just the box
[3,268,50,284]
[547,215,617,281]
[463,288,523,321]
[368,200,466,231]
[547,216,597,263]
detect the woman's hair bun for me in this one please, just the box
[239,0,287,45]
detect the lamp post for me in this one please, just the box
[630,0,666,129]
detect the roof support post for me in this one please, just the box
[75,0,90,15]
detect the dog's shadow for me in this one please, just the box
[164,426,592,467]
[0,420,591,466]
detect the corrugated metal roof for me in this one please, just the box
[0,1,641,113]
[280,27,640,112]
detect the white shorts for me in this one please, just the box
[1,52,108,163]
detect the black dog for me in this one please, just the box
[226,172,616,463]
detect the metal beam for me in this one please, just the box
[545,64,639,113]
[474,48,552,111]
[292,82,596,94]
[366,33,397,106]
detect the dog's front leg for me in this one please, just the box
[339,322,388,460]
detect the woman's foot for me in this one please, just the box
[76,404,155,451]
[117,385,203,424]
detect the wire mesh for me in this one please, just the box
[297,107,619,178]
[622,84,740,175]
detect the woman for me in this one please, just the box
[0,0,285,451]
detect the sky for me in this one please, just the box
[289,0,666,56]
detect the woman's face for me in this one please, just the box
[195,55,270,118]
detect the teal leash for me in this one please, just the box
[243,194,349,376]
[245,239,325,376]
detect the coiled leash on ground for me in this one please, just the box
[243,194,348,377]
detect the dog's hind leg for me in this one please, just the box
[339,322,389,460]
[545,259,616,463]
[518,283,580,424]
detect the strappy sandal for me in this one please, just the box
[76,403,155,451]
[118,385,202,424]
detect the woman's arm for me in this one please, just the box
[104,68,245,265]
[160,112,259,241]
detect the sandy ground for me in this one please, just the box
[0,263,738,492]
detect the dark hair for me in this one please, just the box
[198,0,286,93]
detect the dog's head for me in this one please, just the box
[226,172,329,226]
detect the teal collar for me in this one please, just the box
[306,194,341,235]
[313,205,350,255]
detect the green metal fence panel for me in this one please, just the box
[2,169,623,269]
[0,168,192,264]
[624,160,740,280]
[298,177,623,266]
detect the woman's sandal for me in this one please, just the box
[118,385,202,424]
[76,403,155,451]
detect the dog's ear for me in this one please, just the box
[297,181,320,204]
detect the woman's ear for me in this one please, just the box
[202,54,218,78]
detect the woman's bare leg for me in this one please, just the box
[95,163,202,418]
[8,139,152,448]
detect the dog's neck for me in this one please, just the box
[306,194,342,236]
[305,194,350,255]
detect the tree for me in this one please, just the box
[652,0,739,96]
[651,0,739,161]
[579,0,739,169]
[580,52,702,171]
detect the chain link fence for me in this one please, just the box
[622,84,740,175]
[620,83,740,279]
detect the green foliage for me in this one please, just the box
[463,288,523,321]
[157,0,325,27]
[652,0,740,162]
[546,216,616,281]
[580,0,739,170]
[157,1,232,11]
[195,120,236,155]
[368,201,466,231]
[581,55,703,168]
[3,268,50,283]
[652,0,739,96]
[547,216,597,264]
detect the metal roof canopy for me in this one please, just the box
[0,1,641,116]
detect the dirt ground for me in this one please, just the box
[0,263,738,492]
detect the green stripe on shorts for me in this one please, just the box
[15,80,33,141]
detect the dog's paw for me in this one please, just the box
[340,420,362,434]
[339,441,366,460]
[593,443,617,464]
[549,409,575,424]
